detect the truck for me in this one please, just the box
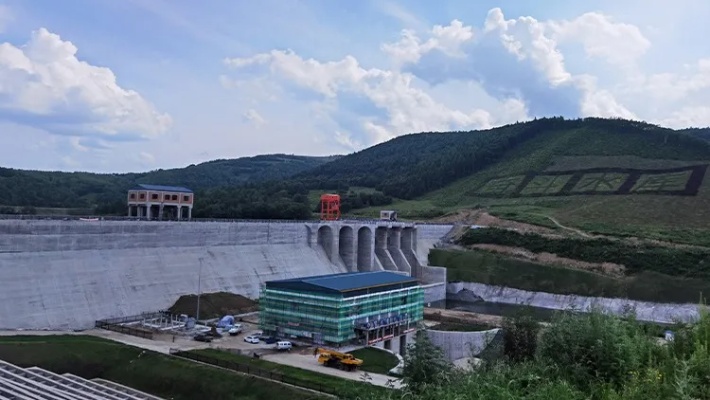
[314,348,364,371]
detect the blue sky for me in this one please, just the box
[0,0,708,172]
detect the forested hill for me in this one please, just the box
[3,117,710,221]
[680,127,710,142]
[294,117,710,200]
[0,154,336,211]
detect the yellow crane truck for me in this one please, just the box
[314,348,364,371]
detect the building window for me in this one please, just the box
[164,194,171,201]
[139,194,145,199]
[129,193,135,199]
[151,194,159,200]
[171,195,178,201]
[183,195,190,202]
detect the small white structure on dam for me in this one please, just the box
[0,219,454,331]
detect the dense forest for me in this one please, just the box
[1,117,709,219]
[0,154,334,210]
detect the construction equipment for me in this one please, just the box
[320,194,341,221]
[314,348,363,371]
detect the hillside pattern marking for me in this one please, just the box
[476,165,708,198]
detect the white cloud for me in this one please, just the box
[225,48,528,145]
[382,20,474,66]
[548,12,651,66]
[484,8,571,86]
[242,109,266,126]
[220,5,708,159]
[575,75,637,119]
[659,107,710,129]
[139,151,155,164]
[0,28,172,140]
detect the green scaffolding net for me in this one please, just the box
[259,286,424,344]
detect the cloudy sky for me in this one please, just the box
[0,0,708,172]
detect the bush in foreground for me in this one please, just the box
[363,308,710,400]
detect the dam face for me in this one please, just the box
[0,219,453,331]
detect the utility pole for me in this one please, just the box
[196,258,203,324]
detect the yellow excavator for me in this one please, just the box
[314,348,364,371]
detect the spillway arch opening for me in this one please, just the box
[317,225,334,259]
[357,227,373,272]
[339,226,355,271]
[375,226,388,247]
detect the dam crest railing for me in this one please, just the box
[0,214,454,226]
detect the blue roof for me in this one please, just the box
[132,184,193,193]
[266,271,419,296]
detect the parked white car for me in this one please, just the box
[244,335,260,344]
[275,341,292,351]
[228,324,243,336]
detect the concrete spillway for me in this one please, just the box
[0,219,454,331]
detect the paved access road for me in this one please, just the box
[261,352,403,389]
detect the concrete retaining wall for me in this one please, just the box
[414,225,454,265]
[0,243,343,330]
[427,328,501,362]
[448,282,703,324]
[422,283,446,305]
[0,220,454,331]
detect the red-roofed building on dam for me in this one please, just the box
[127,184,193,220]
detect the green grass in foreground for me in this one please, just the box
[188,348,390,398]
[0,335,319,400]
[349,347,400,375]
[430,249,710,304]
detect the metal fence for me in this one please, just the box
[171,350,341,396]
[94,311,169,340]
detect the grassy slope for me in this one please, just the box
[431,249,710,304]
[353,125,710,244]
[189,348,388,398]
[349,347,400,375]
[0,335,319,400]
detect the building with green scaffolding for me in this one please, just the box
[259,271,424,353]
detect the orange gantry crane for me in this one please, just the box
[319,194,341,221]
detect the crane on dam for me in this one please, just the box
[320,194,341,221]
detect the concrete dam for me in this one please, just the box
[0,219,454,331]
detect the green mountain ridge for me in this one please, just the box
[0,154,338,210]
[3,117,710,241]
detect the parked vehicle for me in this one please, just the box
[262,336,278,344]
[244,335,260,344]
[193,333,213,343]
[275,341,292,351]
[228,324,243,336]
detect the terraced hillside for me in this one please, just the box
[340,120,710,246]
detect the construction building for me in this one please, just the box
[259,271,424,354]
[127,184,193,220]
